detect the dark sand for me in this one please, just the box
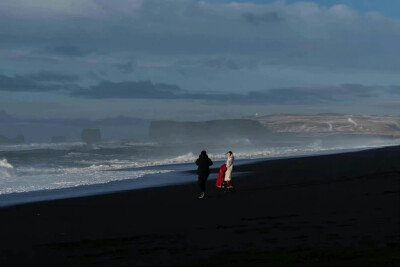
[0,146,399,266]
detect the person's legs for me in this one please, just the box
[198,176,206,192]
[198,173,209,198]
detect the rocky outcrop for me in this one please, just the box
[0,134,25,145]
[81,129,102,144]
[149,119,268,143]
[247,114,400,136]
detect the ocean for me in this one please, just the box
[1,136,399,206]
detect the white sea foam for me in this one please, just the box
[0,141,158,152]
[0,169,172,195]
[28,141,400,174]
[0,158,17,178]
[0,142,85,152]
[348,117,358,127]
[13,138,400,178]
[1,137,399,196]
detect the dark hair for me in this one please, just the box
[227,151,233,155]
[201,150,207,155]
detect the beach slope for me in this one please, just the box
[0,146,399,266]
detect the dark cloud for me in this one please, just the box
[42,45,95,57]
[0,72,394,104]
[242,12,282,25]
[115,60,135,73]
[26,71,79,82]
[69,79,244,101]
[204,58,241,70]
[68,80,395,104]
[1,1,400,72]
[0,72,78,92]
[183,84,391,104]
[71,80,182,99]
[0,74,45,92]
[246,85,384,104]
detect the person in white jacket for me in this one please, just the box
[224,151,234,189]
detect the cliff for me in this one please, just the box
[247,114,400,137]
[149,119,268,143]
[0,134,25,145]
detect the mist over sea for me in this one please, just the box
[1,136,399,205]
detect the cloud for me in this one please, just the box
[242,11,282,25]
[1,0,400,119]
[71,80,182,99]
[25,71,79,82]
[1,1,395,72]
[68,80,397,105]
[41,45,95,58]
[204,58,241,70]
[94,0,144,16]
[0,74,45,92]
[0,0,101,18]
[0,70,396,105]
[0,72,78,92]
[115,60,135,73]
[246,85,386,104]
[1,1,400,68]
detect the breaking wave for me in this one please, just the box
[0,141,159,152]
[0,158,16,178]
[0,169,172,195]
[0,137,399,197]
[0,142,84,152]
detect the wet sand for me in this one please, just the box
[0,146,399,266]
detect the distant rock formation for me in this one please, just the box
[246,114,400,137]
[0,134,25,145]
[81,128,102,144]
[149,119,268,143]
[51,136,67,143]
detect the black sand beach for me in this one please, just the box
[0,146,399,266]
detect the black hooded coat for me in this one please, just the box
[195,152,213,175]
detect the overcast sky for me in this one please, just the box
[0,0,399,120]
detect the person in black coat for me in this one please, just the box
[195,150,213,199]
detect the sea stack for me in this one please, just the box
[81,128,102,145]
[0,134,25,145]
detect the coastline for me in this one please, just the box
[0,145,391,208]
[0,145,399,266]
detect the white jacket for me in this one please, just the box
[224,155,234,181]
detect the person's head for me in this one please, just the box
[227,151,233,157]
[201,150,207,156]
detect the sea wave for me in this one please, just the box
[0,141,159,152]
[0,142,85,152]
[0,158,17,178]
[16,141,400,176]
[0,169,172,195]
[17,153,198,175]
[1,138,399,196]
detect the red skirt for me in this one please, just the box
[216,164,227,188]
